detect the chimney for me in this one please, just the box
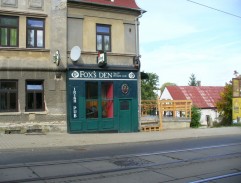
[197,81,201,86]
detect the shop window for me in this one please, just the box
[101,82,113,118]
[26,18,45,48]
[26,80,44,111]
[0,80,18,112]
[0,16,18,47]
[86,82,98,118]
[96,24,111,52]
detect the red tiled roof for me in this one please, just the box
[166,86,224,108]
[75,0,141,10]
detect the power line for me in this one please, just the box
[187,0,241,19]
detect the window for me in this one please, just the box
[86,82,98,118]
[85,82,114,119]
[26,80,44,111]
[27,18,44,48]
[0,80,18,112]
[0,16,18,47]
[96,24,111,52]
[101,82,113,118]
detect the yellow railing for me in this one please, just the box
[159,100,192,118]
[141,99,192,131]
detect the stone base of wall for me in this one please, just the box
[0,121,67,134]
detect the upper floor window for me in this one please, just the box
[96,24,111,52]
[0,16,18,47]
[27,18,45,48]
[0,80,18,112]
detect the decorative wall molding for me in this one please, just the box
[28,0,43,10]
[1,0,18,8]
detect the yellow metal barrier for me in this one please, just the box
[141,99,192,132]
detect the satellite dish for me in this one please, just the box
[70,46,81,62]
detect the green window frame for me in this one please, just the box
[0,80,18,112]
[26,18,45,48]
[0,16,19,47]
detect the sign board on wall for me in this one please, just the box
[232,78,241,123]
[69,70,137,81]
[232,98,241,123]
[233,78,241,97]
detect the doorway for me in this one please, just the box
[119,99,132,132]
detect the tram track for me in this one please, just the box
[1,142,241,183]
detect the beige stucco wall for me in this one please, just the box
[68,7,136,54]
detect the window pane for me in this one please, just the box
[102,100,113,118]
[27,30,34,47]
[27,19,43,28]
[37,30,43,47]
[27,93,34,109]
[0,82,16,90]
[97,35,102,51]
[104,36,110,51]
[9,93,17,110]
[101,82,113,99]
[97,26,110,33]
[36,93,43,109]
[0,93,7,110]
[10,28,17,46]
[0,17,18,26]
[86,82,98,99]
[86,100,98,118]
[27,84,43,90]
[1,28,8,46]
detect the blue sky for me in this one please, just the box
[136,0,241,87]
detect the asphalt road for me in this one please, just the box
[0,134,241,165]
[0,135,241,182]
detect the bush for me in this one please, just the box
[190,106,201,128]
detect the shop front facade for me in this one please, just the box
[67,69,139,133]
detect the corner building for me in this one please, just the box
[0,0,144,133]
[67,0,144,133]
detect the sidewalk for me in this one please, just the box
[0,127,240,150]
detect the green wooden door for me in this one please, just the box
[119,99,132,132]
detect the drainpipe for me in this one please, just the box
[135,10,144,131]
[135,10,144,58]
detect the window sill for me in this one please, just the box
[0,47,50,52]
[0,112,21,116]
[24,111,48,115]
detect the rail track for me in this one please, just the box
[1,142,241,183]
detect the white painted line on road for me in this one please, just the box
[189,171,241,183]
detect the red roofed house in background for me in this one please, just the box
[160,85,224,125]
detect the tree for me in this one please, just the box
[216,81,233,125]
[141,72,159,100]
[190,106,201,128]
[188,73,198,86]
[160,82,176,93]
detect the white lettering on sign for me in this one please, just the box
[79,71,97,78]
[73,106,77,118]
[99,72,113,79]
[73,87,77,103]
